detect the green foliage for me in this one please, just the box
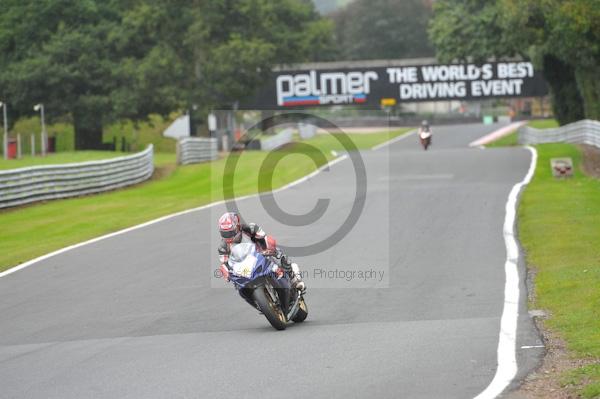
[429,0,521,63]
[542,55,585,125]
[332,0,434,60]
[104,114,177,153]
[429,0,600,123]
[0,0,335,148]
[5,113,176,155]
[502,0,600,121]
[10,116,75,154]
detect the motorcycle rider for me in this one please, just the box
[217,212,306,293]
[419,120,432,135]
[418,120,432,148]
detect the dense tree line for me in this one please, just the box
[429,0,600,125]
[331,0,434,61]
[0,0,335,149]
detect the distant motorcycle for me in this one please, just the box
[219,238,307,330]
[419,129,432,150]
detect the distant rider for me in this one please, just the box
[418,120,432,148]
[419,120,432,138]
[217,212,305,293]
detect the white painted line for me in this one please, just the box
[469,122,527,147]
[473,146,538,399]
[521,345,544,349]
[0,155,349,278]
[371,129,417,151]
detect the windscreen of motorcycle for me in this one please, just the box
[228,243,258,278]
[419,130,432,139]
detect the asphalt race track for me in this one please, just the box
[1,123,543,399]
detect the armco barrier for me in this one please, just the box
[0,145,154,209]
[177,137,218,165]
[518,119,600,148]
[260,129,293,151]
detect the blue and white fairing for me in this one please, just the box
[227,243,291,290]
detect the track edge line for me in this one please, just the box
[472,145,538,399]
[0,155,349,278]
[371,129,416,150]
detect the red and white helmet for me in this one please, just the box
[218,212,241,243]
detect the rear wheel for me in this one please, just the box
[253,286,287,330]
[292,297,308,323]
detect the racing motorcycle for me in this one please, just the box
[219,237,307,330]
[419,128,432,150]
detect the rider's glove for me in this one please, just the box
[219,263,231,282]
[247,223,259,238]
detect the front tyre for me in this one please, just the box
[253,286,287,330]
[292,297,308,323]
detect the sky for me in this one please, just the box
[312,0,354,14]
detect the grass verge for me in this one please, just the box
[0,129,409,272]
[485,119,560,148]
[485,131,519,147]
[519,143,600,397]
[0,151,126,170]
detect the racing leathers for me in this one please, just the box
[218,223,305,292]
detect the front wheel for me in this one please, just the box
[253,286,287,330]
[292,297,308,323]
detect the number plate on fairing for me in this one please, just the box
[231,255,257,278]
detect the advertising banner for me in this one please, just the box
[243,61,549,109]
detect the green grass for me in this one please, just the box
[519,143,600,396]
[562,364,600,398]
[0,151,126,170]
[0,129,408,272]
[485,131,520,147]
[487,118,600,395]
[486,119,560,148]
[0,151,176,170]
[528,119,560,129]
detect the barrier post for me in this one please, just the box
[2,102,7,160]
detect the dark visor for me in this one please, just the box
[220,229,237,239]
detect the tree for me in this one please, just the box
[541,54,585,124]
[428,0,521,63]
[502,0,600,121]
[541,0,599,120]
[332,0,434,61]
[184,0,337,106]
[429,0,600,124]
[0,0,335,149]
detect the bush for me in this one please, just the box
[103,114,178,153]
[4,113,178,155]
